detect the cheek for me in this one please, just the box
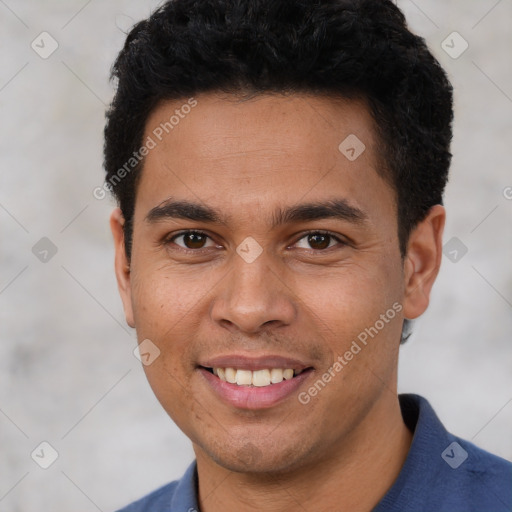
[129,274,200,404]
[142,359,202,440]
[295,262,404,422]
[131,271,199,415]
[296,260,403,349]
[130,264,207,336]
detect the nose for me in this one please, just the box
[210,255,296,335]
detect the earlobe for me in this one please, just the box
[110,208,136,328]
[402,204,445,320]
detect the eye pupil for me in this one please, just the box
[308,233,330,250]
[184,232,206,249]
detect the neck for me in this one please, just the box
[194,393,413,512]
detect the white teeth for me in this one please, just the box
[212,367,298,387]
[236,370,252,386]
[225,367,237,384]
[283,369,294,380]
[270,368,284,383]
[252,369,271,387]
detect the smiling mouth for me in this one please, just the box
[200,366,311,387]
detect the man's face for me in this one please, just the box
[116,93,412,473]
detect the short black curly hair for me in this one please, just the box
[103,0,453,261]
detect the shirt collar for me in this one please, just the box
[170,458,199,511]
[373,393,452,510]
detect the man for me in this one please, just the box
[103,0,512,510]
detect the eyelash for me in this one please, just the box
[164,230,347,253]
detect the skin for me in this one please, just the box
[111,92,445,512]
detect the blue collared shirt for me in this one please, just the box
[116,394,512,511]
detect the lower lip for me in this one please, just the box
[199,368,313,410]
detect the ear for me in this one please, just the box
[402,204,445,320]
[110,208,135,328]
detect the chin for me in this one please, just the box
[199,435,312,475]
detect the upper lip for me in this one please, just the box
[198,354,313,371]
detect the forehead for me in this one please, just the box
[144,92,376,164]
[136,92,395,223]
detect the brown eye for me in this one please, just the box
[294,232,344,251]
[307,233,331,250]
[183,232,207,249]
[171,231,214,250]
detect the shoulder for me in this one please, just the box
[377,394,512,512]
[114,460,198,512]
[114,480,179,512]
[446,436,512,508]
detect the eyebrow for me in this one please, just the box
[145,197,368,228]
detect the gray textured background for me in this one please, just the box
[1,1,511,510]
